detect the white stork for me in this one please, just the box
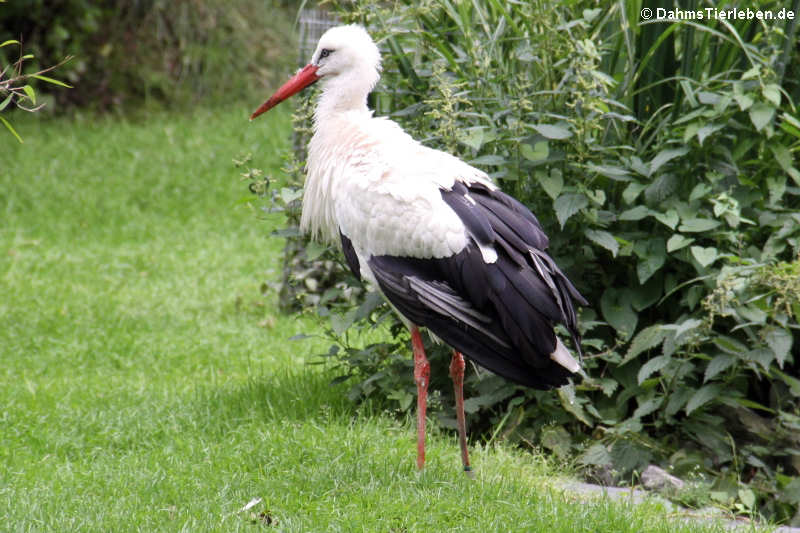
[250,24,587,474]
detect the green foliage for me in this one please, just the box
[0,0,295,110]
[269,0,800,524]
[0,39,70,141]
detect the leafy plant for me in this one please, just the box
[0,39,70,141]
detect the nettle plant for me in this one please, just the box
[563,7,800,519]
[573,73,800,519]
[259,0,800,522]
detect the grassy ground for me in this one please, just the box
[0,108,741,532]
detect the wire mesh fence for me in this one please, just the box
[297,9,340,67]
[293,8,339,163]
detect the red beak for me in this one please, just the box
[250,64,320,121]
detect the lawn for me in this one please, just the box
[0,107,739,531]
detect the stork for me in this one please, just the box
[250,24,587,474]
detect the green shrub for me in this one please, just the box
[264,0,800,523]
[0,0,295,109]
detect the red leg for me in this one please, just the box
[410,326,430,470]
[450,350,473,476]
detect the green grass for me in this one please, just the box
[0,108,739,532]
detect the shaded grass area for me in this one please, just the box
[0,109,735,531]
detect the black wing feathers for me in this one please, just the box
[369,253,571,389]
[366,181,586,390]
[475,193,549,251]
[441,183,495,246]
[340,231,362,281]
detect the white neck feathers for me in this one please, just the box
[313,67,378,124]
[300,60,383,245]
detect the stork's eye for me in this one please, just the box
[320,48,333,59]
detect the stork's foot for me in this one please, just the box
[450,350,473,476]
[411,327,430,470]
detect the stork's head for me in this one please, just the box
[250,24,381,120]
